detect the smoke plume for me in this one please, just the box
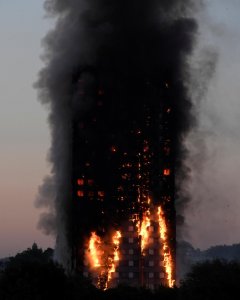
[35,0,205,268]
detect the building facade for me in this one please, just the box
[71,76,176,289]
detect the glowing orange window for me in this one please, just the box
[77,179,84,186]
[77,191,84,197]
[98,191,105,197]
[163,169,171,176]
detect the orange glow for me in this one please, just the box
[77,190,84,197]
[111,146,117,153]
[88,232,102,268]
[98,191,105,197]
[85,230,122,290]
[77,179,84,185]
[107,231,122,287]
[163,169,171,176]
[112,231,121,262]
[157,207,175,288]
[137,212,151,255]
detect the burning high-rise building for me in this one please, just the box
[71,76,176,288]
[36,0,200,291]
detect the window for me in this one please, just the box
[128,226,134,232]
[149,249,154,255]
[77,191,84,197]
[128,237,134,243]
[114,272,119,279]
[129,249,134,255]
[88,192,94,197]
[149,261,154,267]
[77,179,84,185]
[160,272,165,279]
[129,260,134,267]
[163,169,171,176]
[83,272,88,277]
[160,260,164,267]
[88,179,94,185]
[149,272,154,279]
[98,191,105,197]
[129,272,134,279]
[149,226,154,232]
[148,284,154,290]
[149,237,154,244]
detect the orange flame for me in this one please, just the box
[157,207,175,287]
[137,212,151,255]
[106,231,122,287]
[163,169,171,176]
[88,232,101,268]
[86,231,122,290]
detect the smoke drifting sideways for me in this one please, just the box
[35,0,203,268]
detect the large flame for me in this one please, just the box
[86,207,175,289]
[157,206,175,287]
[86,230,122,290]
[106,231,122,288]
[112,230,122,263]
[88,232,102,268]
[137,213,151,255]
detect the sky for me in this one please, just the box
[0,1,54,257]
[0,0,240,257]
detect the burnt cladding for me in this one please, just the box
[69,4,196,286]
[36,0,198,290]
[72,72,176,272]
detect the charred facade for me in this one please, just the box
[36,0,199,291]
[71,74,176,288]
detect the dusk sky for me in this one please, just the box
[0,0,240,258]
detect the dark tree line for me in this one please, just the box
[1,244,240,299]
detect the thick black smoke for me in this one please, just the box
[36,0,202,268]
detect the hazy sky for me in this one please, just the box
[0,0,240,257]
[0,1,54,257]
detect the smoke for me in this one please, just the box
[182,0,240,250]
[35,0,209,268]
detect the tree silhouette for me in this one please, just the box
[0,244,66,300]
[180,260,240,300]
